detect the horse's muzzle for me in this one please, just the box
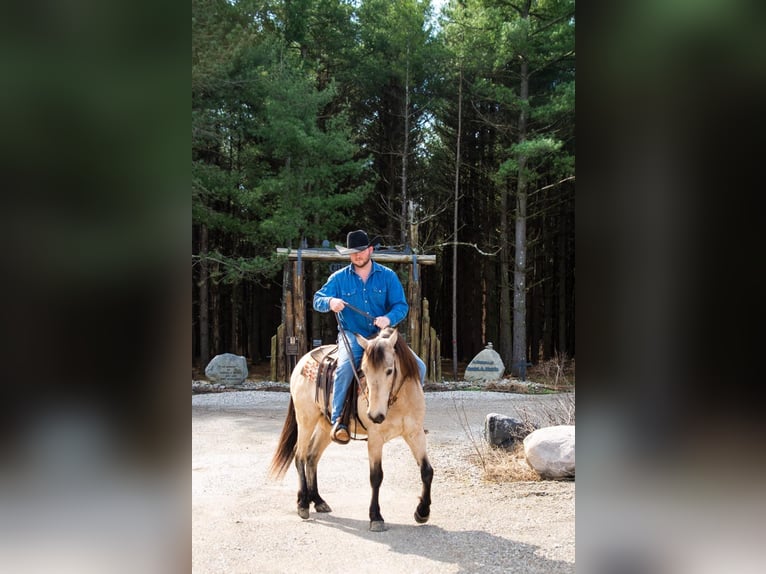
[370,412,386,424]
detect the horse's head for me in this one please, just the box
[356,328,400,424]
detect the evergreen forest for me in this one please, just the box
[192,0,575,379]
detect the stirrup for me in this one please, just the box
[332,422,350,444]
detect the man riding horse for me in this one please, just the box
[313,229,426,444]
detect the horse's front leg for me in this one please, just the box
[403,429,433,524]
[415,456,434,523]
[367,435,386,532]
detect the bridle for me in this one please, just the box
[334,304,403,408]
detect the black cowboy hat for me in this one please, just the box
[335,229,380,255]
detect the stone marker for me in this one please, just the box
[205,353,248,386]
[523,425,575,479]
[464,342,505,381]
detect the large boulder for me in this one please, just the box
[484,413,536,448]
[523,425,575,479]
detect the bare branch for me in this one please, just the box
[529,175,575,197]
[430,241,502,256]
[411,200,453,225]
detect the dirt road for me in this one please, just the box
[192,390,575,573]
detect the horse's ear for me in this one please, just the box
[355,333,369,349]
[388,328,398,346]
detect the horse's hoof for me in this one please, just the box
[414,510,430,524]
[369,520,387,532]
[314,501,332,513]
[297,507,310,520]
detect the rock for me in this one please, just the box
[523,425,575,479]
[464,343,505,381]
[204,353,248,386]
[484,413,536,447]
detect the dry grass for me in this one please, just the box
[453,391,575,483]
[516,392,576,427]
[527,352,575,389]
[471,442,542,482]
[483,379,542,393]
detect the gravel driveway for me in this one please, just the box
[192,390,575,573]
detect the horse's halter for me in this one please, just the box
[359,356,401,408]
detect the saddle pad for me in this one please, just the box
[302,357,319,383]
[302,344,337,387]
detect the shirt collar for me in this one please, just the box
[344,261,380,277]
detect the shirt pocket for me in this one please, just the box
[370,287,386,307]
[342,287,357,300]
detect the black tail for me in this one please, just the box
[268,397,298,480]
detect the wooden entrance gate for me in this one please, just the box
[270,247,441,382]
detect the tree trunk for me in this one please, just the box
[499,180,512,369]
[451,68,462,380]
[557,201,568,355]
[230,282,239,355]
[408,202,421,352]
[249,285,261,362]
[211,267,221,358]
[401,43,410,248]
[481,276,487,345]
[198,224,210,367]
[512,166,528,379]
[511,0,531,380]
[530,239,542,365]
[543,215,555,360]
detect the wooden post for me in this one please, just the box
[285,292,294,338]
[293,260,307,357]
[281,262,290,327]
[276,323,286,381]
[284,292,294,379]
[270,331,278,381]
[420,298,431,381]
[407,257,421,357]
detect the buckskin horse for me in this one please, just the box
[268,327,433,532]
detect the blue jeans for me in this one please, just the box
[331,332,427,425]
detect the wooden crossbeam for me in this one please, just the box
[276,248,436,265]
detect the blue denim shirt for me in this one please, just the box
[313,261,409,338]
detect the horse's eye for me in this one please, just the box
[385,368,393,376]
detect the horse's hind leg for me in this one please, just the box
[403,429,433,524]
[294,419,321,519]
[294,442,310,518]
[306,427,333,513]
